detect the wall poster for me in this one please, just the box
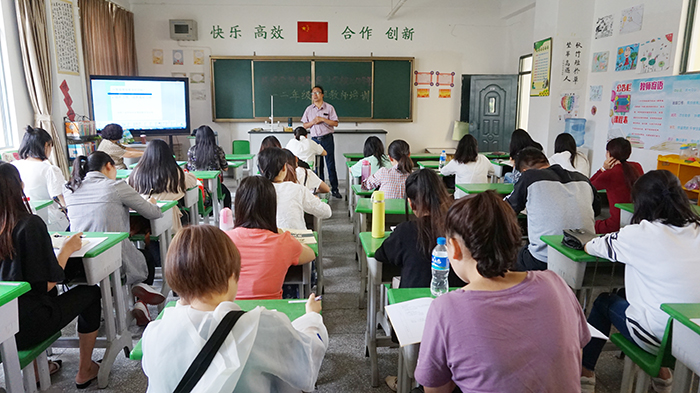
[531,38,552,96]
[609,74,700,151]
[50,0,80,75]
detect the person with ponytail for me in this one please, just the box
[186,125,231,208]
[96,123,142,169]
[440,134,494,198]
[12,125,69,230]
[590,137,643,233]
[350,136,391,178]
[285,127,326,166]
[64,151,166,325]
[0,162,102,388]
[549,133,590,177]
[581,170,700,392]
[362,139,413,199]
[282,148,330,194]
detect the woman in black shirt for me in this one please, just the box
[0,162,102,388]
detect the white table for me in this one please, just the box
[0,282,30,393]
[183,187,199,226]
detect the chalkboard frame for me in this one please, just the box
[210,56,414,122]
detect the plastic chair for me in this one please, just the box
[232,140,250,155]
[0,331,61,392]
[610,318,675,393]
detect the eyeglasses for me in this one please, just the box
[311,92,322,95]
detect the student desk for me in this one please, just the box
[616,203,700,227]
[350,184,373,221]
[417,161,439,169]
[660,303,700,393]
[344,152,441,163]
[490,159,513,180]
[224,160,245,185]
[129,299,308,361]
[183,187,200,226]
[358,231,394,387]
[455,183,514,195]
[29,199,52,225]
[285,232,320,299]
[128,161,187,169]
[540,235,623,312]
[225,153,255,175]
[0,281,31,393]
[482,151,510,160]
[50,232,130,388]
[190,170,223,226]
[345,160,359,203]
[115,169,131,180]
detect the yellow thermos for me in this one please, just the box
[371,191,385,238]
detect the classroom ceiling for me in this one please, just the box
[126,0,491,8]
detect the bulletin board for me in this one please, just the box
[609,74,700,151]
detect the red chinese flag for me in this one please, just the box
[298,21,328,43]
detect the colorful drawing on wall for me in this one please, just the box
[638,34,673,74]
[615,44,639,71]
[558,92,580,121]
[590,85,603,101]
[614,94,631,112]
[190,73,205,84]
[173,50,184,65]
[414,71,434,86]
[439,89,451,98]
[591,51,609,72]
[591,106,598,116]
[152,49,163,64]
[50,0,80,75]
[194,50,204,65]
[620,4,644,35]
[531,37,552,96]
[435,72,455,87]
[595,15,614,39]
[417,88,430,98]
[171,72,186,78]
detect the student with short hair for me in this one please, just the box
[549,133,590,177]
[96,123,142,169]
[439,134,494,198]
[65,151,165,325]
[258,147,332,230]
[504,129,543,184]
[225,176,315,299]
[12,125,69,230]
[590,137,643,234]
[259,135,282,152]
[285,126,326,166]
[580,170,700,393]
[141,225,328,393]
[128,139,197,232]
[350,136,391,178]
[505,147,600,271]
[362,139,413,199]
[415,191,590,393]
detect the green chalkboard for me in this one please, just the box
[212,59,253,119]
[315,61,372,118]
[253,61,312,118]
[374,60,412,120]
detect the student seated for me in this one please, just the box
[439,134,494,198]
[186,125,231,208]
[362,139,413,199]
[350,136,391,178]
[375,169,464,288]
[505,147,600,271]
[590,137,643,234]
[12,125,69,230]
[258,147,332,230]
[259,135,282,152]
[96,123,142,169]
[64,151,165,325]
[282,148,331,194]
[285,126,326,166]
[580,170,700,393]
[225,176,315,299]
[141,225,328,393]
[128,139,197,231]
[504,129,543,184]
[548,132,590,177]
[414,190,590,392]
[0,162,102,388]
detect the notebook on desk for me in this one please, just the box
[282,228,317,245]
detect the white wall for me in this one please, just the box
[131,0,513,153]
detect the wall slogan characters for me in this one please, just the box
[50,0,80,75]
[531,38,552,97]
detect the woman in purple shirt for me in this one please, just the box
[414,190,590,393]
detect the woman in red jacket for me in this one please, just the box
[590,138,642,233]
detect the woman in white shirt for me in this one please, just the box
[142,225,328,393]
[439,134,494,198]
[549,133,590,177]
[349,136,392,178]
[285,127,326,166]
[258,147,332,230]
[281,148,331,195]
[12,126,69,231]
[580,170,700,392]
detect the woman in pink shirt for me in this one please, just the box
[226,176,315,300]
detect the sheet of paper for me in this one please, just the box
[53,237,108,258]
[281,228,317,245]
[385,297,434,347]
[691,318,700,328]
[588,322,609,340]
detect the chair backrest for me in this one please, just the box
[232,140,250,155]
[654,317,676,370]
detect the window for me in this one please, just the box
[516,54,532,129]
[682,0,700,73]
[0,17,15,150]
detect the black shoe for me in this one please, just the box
[332,191,342,199]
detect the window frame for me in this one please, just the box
[516,54,532,130]
[681,0,699,74]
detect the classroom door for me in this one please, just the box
[460,75,517,152]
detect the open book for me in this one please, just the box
[281,228,317,245]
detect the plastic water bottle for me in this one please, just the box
[361,160,371,183]
[219,207,234,231]
[430,237,449,297]
[439,150,447,170]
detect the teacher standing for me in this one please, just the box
[302,86,341,199]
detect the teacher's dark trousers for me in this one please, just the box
[313,133,339,194]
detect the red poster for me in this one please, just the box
[298,22,328,43]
